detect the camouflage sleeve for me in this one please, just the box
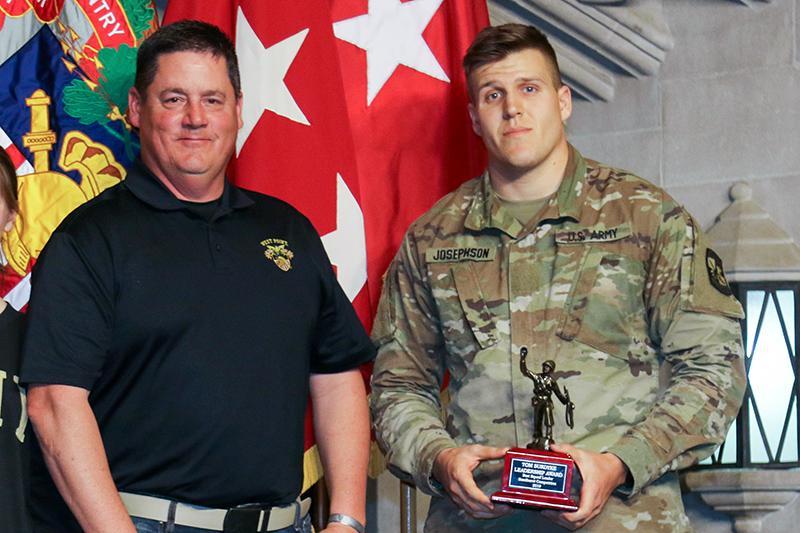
[370,233,456,496]
[606,199,746,496]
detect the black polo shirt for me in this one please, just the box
[21,162,374,522]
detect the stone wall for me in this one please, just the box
[569,0,800,242]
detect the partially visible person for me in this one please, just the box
[0,146,31,533]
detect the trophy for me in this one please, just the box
[491,348,578,511]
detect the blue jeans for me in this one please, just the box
[132,513,312,533]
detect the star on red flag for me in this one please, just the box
[333,0,450,105]
[236,7,310,154]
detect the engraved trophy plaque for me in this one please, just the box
[491,348,578,511]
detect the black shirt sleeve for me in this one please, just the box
[301,218,375,374]
[20,230,114,389]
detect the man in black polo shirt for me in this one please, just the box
[22,21,373,533]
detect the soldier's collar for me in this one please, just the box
[463,144,587,236]
[463,172,525,236]
[556,144,588,223]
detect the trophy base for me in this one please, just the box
[491,490,578,511]
[490,447,578,512]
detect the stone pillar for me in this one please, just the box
[683,469,800,533]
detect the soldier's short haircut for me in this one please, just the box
[463,23,562,96]
[0,147,18,215]
[135,20,241,98]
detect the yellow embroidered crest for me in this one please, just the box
[260,238,294,272]
[1,89,125,277]
[705,249,732,296]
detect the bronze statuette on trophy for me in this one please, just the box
[491,347,579,511]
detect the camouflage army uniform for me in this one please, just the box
[370,146,745,532]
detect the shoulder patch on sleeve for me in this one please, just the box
[681,223,744,319]
[705,248,733,296]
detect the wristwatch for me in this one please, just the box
[328,513,366,533]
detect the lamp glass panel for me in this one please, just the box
[746,290,795,463]
[787,406,798,462]
[745,291,765,357]
[720,420,738,463]
[775,290,797,462]
[776,290,795,354]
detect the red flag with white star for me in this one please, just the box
[163,0,489,488]
[331,0,488,315]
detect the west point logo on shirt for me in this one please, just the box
[425,247,496,263]
[261,239,294,271]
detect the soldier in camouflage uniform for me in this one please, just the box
[370,23,745,532]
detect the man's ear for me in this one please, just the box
[468,102,482,137]
[128,87,142,128]
[558,84,572,123]
[236,92,244,130]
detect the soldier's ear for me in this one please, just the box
[468,102,482,137]
[558,84,572,122]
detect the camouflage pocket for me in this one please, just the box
[428,263,499,380]
[452,263,499,349]
[557,245,651,361]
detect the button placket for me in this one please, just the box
[508,232,540,448]
[207,225,229,271]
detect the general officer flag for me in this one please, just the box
[331,0,488,317]
[0,1,158,307]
